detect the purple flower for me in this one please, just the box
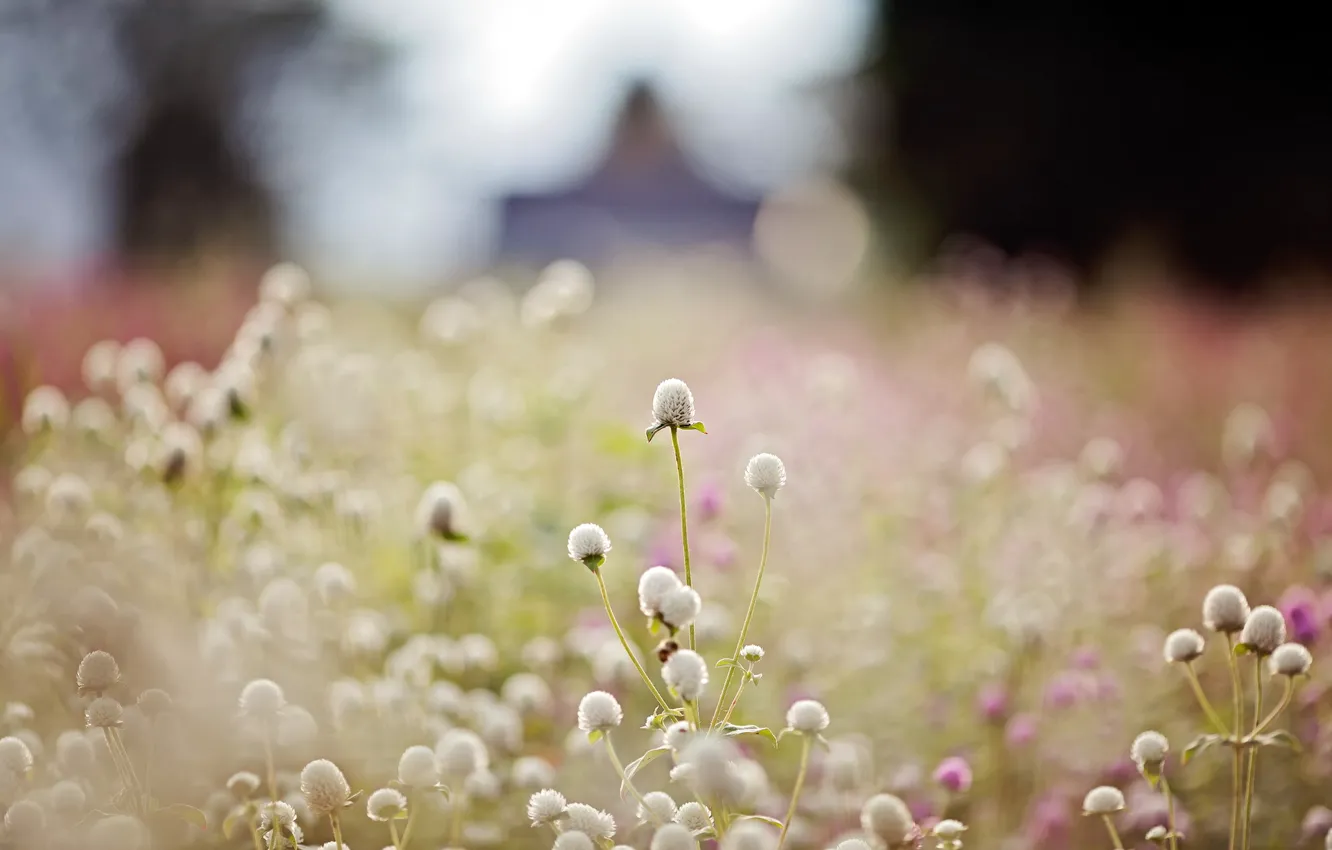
[1005,713,1038,748]
[1070,645,1100,670]
[977,682,1009,723]
[693,480,724,522]
[1280,585,1321,645]
[932,756,973,795]
[908,796,935,823]
[1301,805,1332,843]
[1024,794,1072,848]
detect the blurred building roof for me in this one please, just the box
[497,83,760,267]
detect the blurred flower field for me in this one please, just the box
[2,258,1332,850]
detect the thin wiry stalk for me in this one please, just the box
[776,735,812,850]
[1163,777,1180,850]
[1100,813,1126,849]
[1225,635,1244,850]
[594,569,673,713]
[670,426,696,651]
[605,733,660,824]
[1241,661,1264,850]
[711,496,773,729]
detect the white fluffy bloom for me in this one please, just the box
[88,813,150,850]
[527,789,567,826]
[1202,585,1251,633]
[239,679,286,718]
[836,841,872,850]
[2,799,43,835]
[436,728,489,779]
[932,819,966,840]
[786,699,830,734]
[639,791,679,824]
[51,778,86,814]
[502,673,554,714]
[663,650,709,701]
[568,523,612,564]
[512,756,557,789]
[1082,786,1126,815]
[1163,628,1205,664]
[367,787,407,821]
[554,833,596,850]
[744,453,787,499]
[1131,731,1169,768]
[1270,642,1314,677]
[675,801,712,832]
[86,696,123,728]
[398,745,440,788]
[21,385,70,433]
[861,793,914,845]
[577,691,623,733]
[564,802,616,840]
[664,721,694,752]
[300,759,351,815]
[652,379,696,427]
[720,820,778,850]
[227,771,262,797]
[657,586,702,630]
[415,481,467,540]
[740,645,765,663]
[1240,605,1288,655]
[0,736,34,775]
[639,566,683,617]
[651,823,697,850]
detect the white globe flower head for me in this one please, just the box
[836,841,873,850]
[657,585,703,632]
[300,759,352,816]
[639,566,684,617]
[861,794,914,846]
[675,801,713,832]
[664,721,694,752]
[1163,628,1205,664]
[1131,731,1169,770]
[744,453,787,500]
[1082,785,1126,815]
[1202,585,1251,634]
[88,813,150,850]
[436,728,489,779]
[77,649,121,695]
[1239,605,1288,656]
[86,696,124,728]
[3,798,44,836]
[0,736,35,775]
[568,523,612,569]
[21,385,70,434]
[554,832,596,850]
[651,822,697,850]
[638,790,679,824]
[239,678,286,719]
[650,378,698,432]
[932,819,967,840]
[227,771,262,798]
[785,699,830,735]
[1269,642,1314,677]
[663,649,709,701]
[740,645,765,663]
[719,820,778,850]
[398,745,441,788]
[366,787,407,821]
[527,789,567,826]
[564,802,617,840]
[577,691,624,735]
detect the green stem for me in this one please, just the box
[593,569,673,713]
[605,733,660,824]
[1182,662,1229,735]
[399,790,418,848]
[1101,813,1125,849]
[776,736,812,850]
[670,426,696,652]
[711,498,772,728]
[1250,677,1293,737]
[330,813,345,850]
[249,821,264,850]
[390,817,402,850]
[1225,634,1244,850]
[719,667,751,728]
[262,728,278,802]
[450,793,467,846]
[1163,777,1179,850]
[1241,660,1263,850]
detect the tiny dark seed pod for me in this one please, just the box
[656,640,680,663]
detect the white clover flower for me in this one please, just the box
[227,771,262,798]
[664,721,694,752]
[527,788,567,826]
[720,820,777,850]
[861,793,914,846]
[568,523,612,566]
[51,778,86,814]
[652,379,696,428]
[564,802,616,840]
[1131,731,1169,769]
[397,745,441,788]
[89,813,150,850]
[0,736,34,775]
[1239,605,1288,655]
[675,801,712,832]
[2,797,43,835]
[1202,585,1251,634]
[555,833,596,850]
[1163,628,1205,664]
[577,691,623,734]
[86,696,124,728]
[512,756,557,789]
[652,822,697,850]
[502,672,554,714]
[21,385,70,434]
[786,699,830,734]
[1082,786,1126,815]
[744,453,787,499]
[1270,642,1314,677]
[639,566,684,617]
[639,791,679,824]
[300,759,352,815]
[436,729,489,779]
[740,645,765,663]
[663,650,709,701]
[657,586,703,631]
[415,482,468,540]
[366,787,407,822]
[239,678,286,718]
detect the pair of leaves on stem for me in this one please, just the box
[1180,729,1302,765]
[615,724,779,800]
[645,422,708,442]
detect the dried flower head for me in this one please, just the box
[1239,605,1288,655]
[651,822,697,850]
[568,523,612,567]
[3,798,46,837]
[367,787,407,821]
[786,699,830,734]
[1202,585,1251,634]
[1082,785,1126,815]
[744,453,787,499]
[861,793,914,846]
[1270,642,1314,677]
[1163,628,1206,664]
[527,788,567,826]
[86,696,124,728]
[300,759,352,815]
[577,690,624,734]
[663,649,709,701]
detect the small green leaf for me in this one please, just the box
[716,657,737,669]
[648,617,661,635]
[1254,730,1302,752]
[222,810,246,840]
[157,803,208,831]
[1234,643,1252,656]
[619,745,672,798]
[587,730,603,744]
[686,422,707,434]
[1181,733,1224,765]
[646,423,668,442]
[720,724,779,747]
[735,814,784,828]
[815,733,832,751]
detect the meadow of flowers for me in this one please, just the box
[1,259,1331,850]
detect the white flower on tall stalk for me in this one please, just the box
[564,802,616,840]
[744,453,787,500]
[663,650,709,701]
[1239,606,1287,655]
[651,822,697,850]
[568,523,612,568]
[300,759,352,816]
[526,788,567,826]
[647,378,706,440]
[576,691,623,734]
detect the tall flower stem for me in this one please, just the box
[605,733,660,824]
[1241,661,1264,850]
[711,497,772,728]
[1100,814,1125,849]
[719,666,753,728]
[1225,635,1244,850]
[399,790,419,848]
[1163,777,1180,850]
[329,812,346,850]
[449,794,467,847]
[776,736,812,850]
[593,569,673,713]
[1250,677,1293,737]
[1182,662,1228,734]
[670,426,696,651]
